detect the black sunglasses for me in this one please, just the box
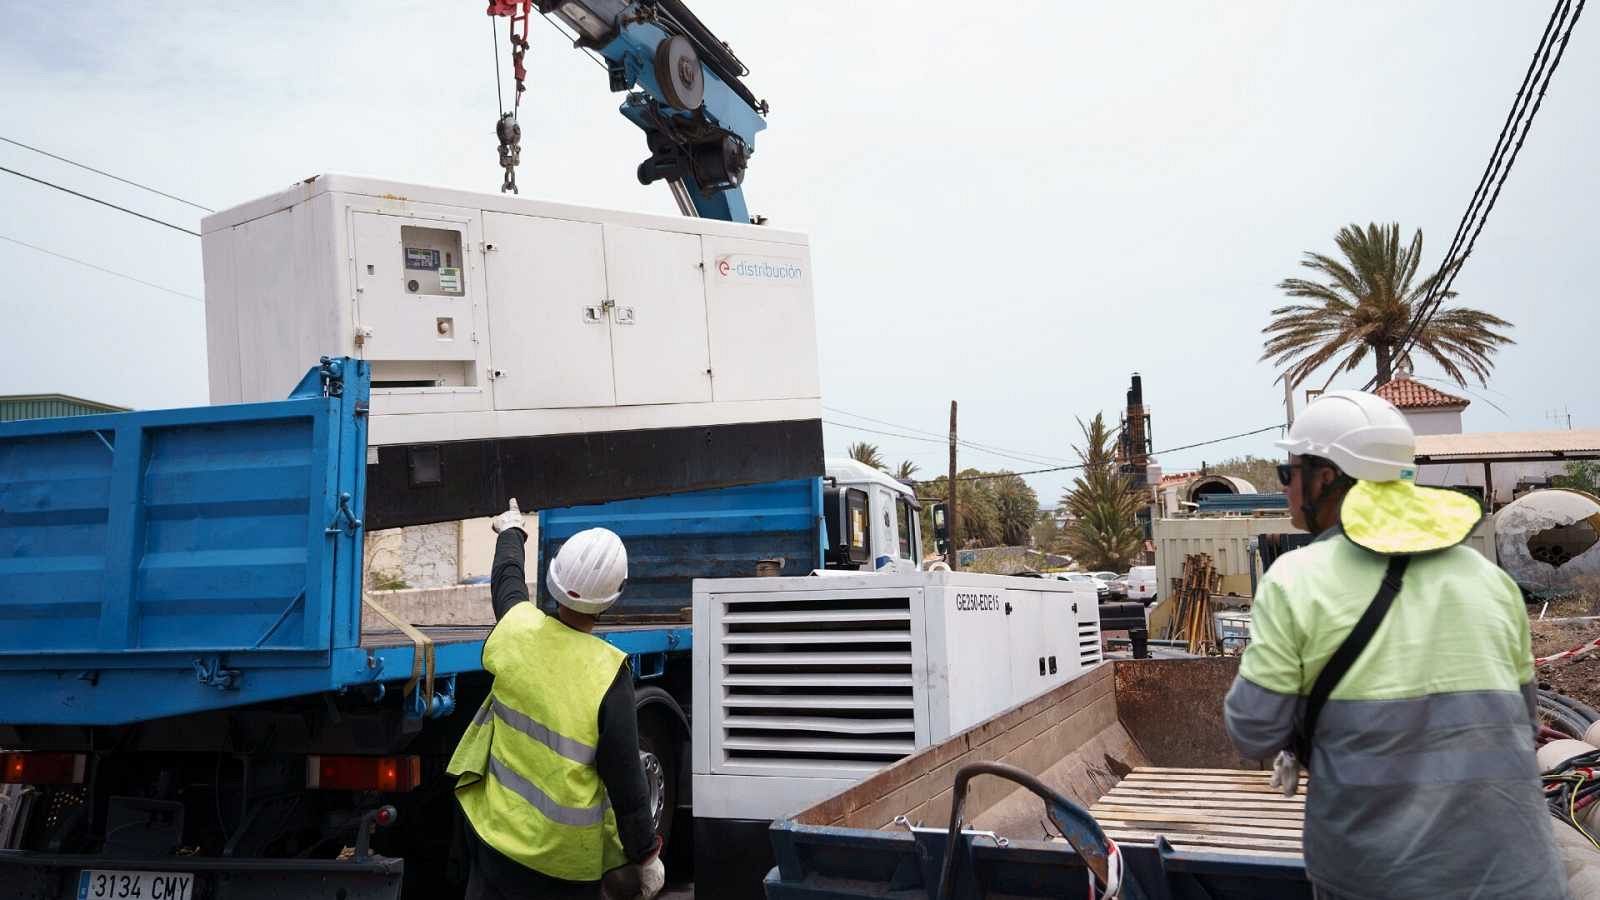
[1276,463,1293,487]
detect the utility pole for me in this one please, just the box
[1283,379,1296,430]
[947,400,959,570]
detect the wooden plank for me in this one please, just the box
[1102,789,1303,805]
[1089,807,1304,828]
[1107,832,1305,851]
[1096,795,1307,813]
[1111,779,1295,794]
[1107,792,1303,808]
[1122,778,1305,791]
[1107,784,1305,797]
[1103,829,1304,853]
[1124,772,1304,786]
[1137,767,1272,777]
[1094,819,1303,840]
[1091,804,1303,824]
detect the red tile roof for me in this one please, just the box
[1375,375,1470,410]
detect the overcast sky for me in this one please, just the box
[2,1,1595,504]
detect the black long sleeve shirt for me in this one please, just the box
[466,528,656,890]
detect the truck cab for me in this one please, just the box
[822,458,924,573]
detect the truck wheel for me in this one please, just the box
[638,717,677,849]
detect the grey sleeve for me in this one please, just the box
[1224,676,1301,760]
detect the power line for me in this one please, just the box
[0,165,201,237]
[822,418,1076,469]
[823,420,946,446]
[917,424,1285,484]
[0,233,202,302]
[823,405,1074,465]
[0,135,214,212]
[1371,0,1585,388]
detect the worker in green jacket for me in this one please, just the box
[1224,391,1567,899]
[448,503,665,900]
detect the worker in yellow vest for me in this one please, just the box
[449,500,665,900]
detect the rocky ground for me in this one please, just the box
[1531,604,1600,712]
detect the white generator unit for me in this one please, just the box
[200,175,824,527]
[690,572,1102,823]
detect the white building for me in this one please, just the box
[1374,373,1595,508]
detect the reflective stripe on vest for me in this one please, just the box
[446,604,628,882]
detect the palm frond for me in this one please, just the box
[1263,223,1512,387]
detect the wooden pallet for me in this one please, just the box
[1088,766,1305,858]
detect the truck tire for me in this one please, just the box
[638,723,677,850]
[635,686,685,852]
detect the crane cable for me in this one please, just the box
[1367,0,1586,389]
[488,2,533,193]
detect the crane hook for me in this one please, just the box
[496,112,523,195]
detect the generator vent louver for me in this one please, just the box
[1078,620,1102,668]
[719,595,916,774]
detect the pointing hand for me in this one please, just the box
[492,498,526,534]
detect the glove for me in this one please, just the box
[1270,749,1301,797]
[491,498,525,534]
[600,854,665,900]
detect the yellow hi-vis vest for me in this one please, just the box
[447,603,629,882]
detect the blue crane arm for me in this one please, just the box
[535,0,768,222]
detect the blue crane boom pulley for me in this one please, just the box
[488,0,768,222]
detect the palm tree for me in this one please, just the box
[846,442,885,470]
[1262,223,1514,388]
[986,473,1039,546]
[893,460,919,482]
[1061,414,1144,571]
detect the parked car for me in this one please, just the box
[1060,572,1108,596]
[1126,564,1159,604]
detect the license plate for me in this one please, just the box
[77,869,193,900]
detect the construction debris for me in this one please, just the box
[1167,553,1222,655]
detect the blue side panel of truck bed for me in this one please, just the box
[538,478,824,618]
[0,359,390,725]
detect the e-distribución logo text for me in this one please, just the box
[714,254,806,285]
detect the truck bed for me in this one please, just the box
[767,659,1311,899]
[1088,767,1305,858]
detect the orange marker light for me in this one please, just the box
[305,755,421,792]
[0,752,86,785]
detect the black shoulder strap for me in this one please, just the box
[1294,554,1411,762]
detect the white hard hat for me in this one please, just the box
[1275,390,1417,483]
[547,527,628,615]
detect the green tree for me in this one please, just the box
[982,472,1039,547]
[1554,461,1600,496]
[1061,414,1144,570]
[894,460,919,482]
[1263,223,1514,388]
[846,442,885,469]
[915,469,1039,549]
[1031,509,1062,552]
[919,471,1000,548]
[1207,455,1281,493]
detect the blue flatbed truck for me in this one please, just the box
[0,358,835,899]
